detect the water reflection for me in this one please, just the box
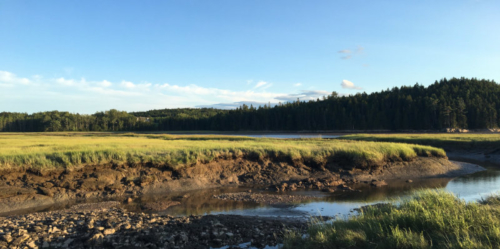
[126,187,263,216]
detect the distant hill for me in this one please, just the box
[1,77,499,132]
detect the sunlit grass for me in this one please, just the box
[284,190,500,249]
[342,134,500,150]
[0,133,445,170]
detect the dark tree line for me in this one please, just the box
[1,77,499,132]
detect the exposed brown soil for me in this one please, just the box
[0,157,484,214]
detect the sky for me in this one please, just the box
[1,0,499,114]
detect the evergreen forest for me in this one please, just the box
[1,77,499,132]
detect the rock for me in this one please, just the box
[126,197,133,203]
[371,180,388,187]
[322,187,335,193]
[11,234,29,246]
[1,234,12,243]
[88,233,104,242]
[103,228,115,235]
[27,240,37,249]
[38,187,54,197]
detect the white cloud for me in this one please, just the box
[56,77,76,86]
[275,90,330,101]
[99,80,112,87]
[255,81,268,88]
[121,81,135,88]
[0,71,31,85]
[0,83,14,88]
[338,46,365,60]
[0,70,336,113]
[341,79,363,90]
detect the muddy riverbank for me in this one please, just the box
[0,157,484,214]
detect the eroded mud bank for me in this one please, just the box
[0,156,484,214]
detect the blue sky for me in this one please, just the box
[1,0,499,113]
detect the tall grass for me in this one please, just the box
[0,133,445,171]
[284,190,500,249]
[342,134,500,150]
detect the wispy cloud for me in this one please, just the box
[275,90,330,101]
[0,71,31,85]
[338,46,364,60]
[341,79,363,90]
[0,70,336,113]
[254,81,272,89]
[197,101,276,109]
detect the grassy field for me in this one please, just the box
[0,133,445,170]
[284,190,500,249]
[342,134,500,151]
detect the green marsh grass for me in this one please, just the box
[0,133,445,171]
[342,134,500,150]
[284,190,500,249]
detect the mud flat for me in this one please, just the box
[0,202,309,249]
[0,156,484,214]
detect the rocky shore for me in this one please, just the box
[0,202,309,249]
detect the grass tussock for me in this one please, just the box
[284,190,500,249]
[342,134,500,151]
[0,133,445,171]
